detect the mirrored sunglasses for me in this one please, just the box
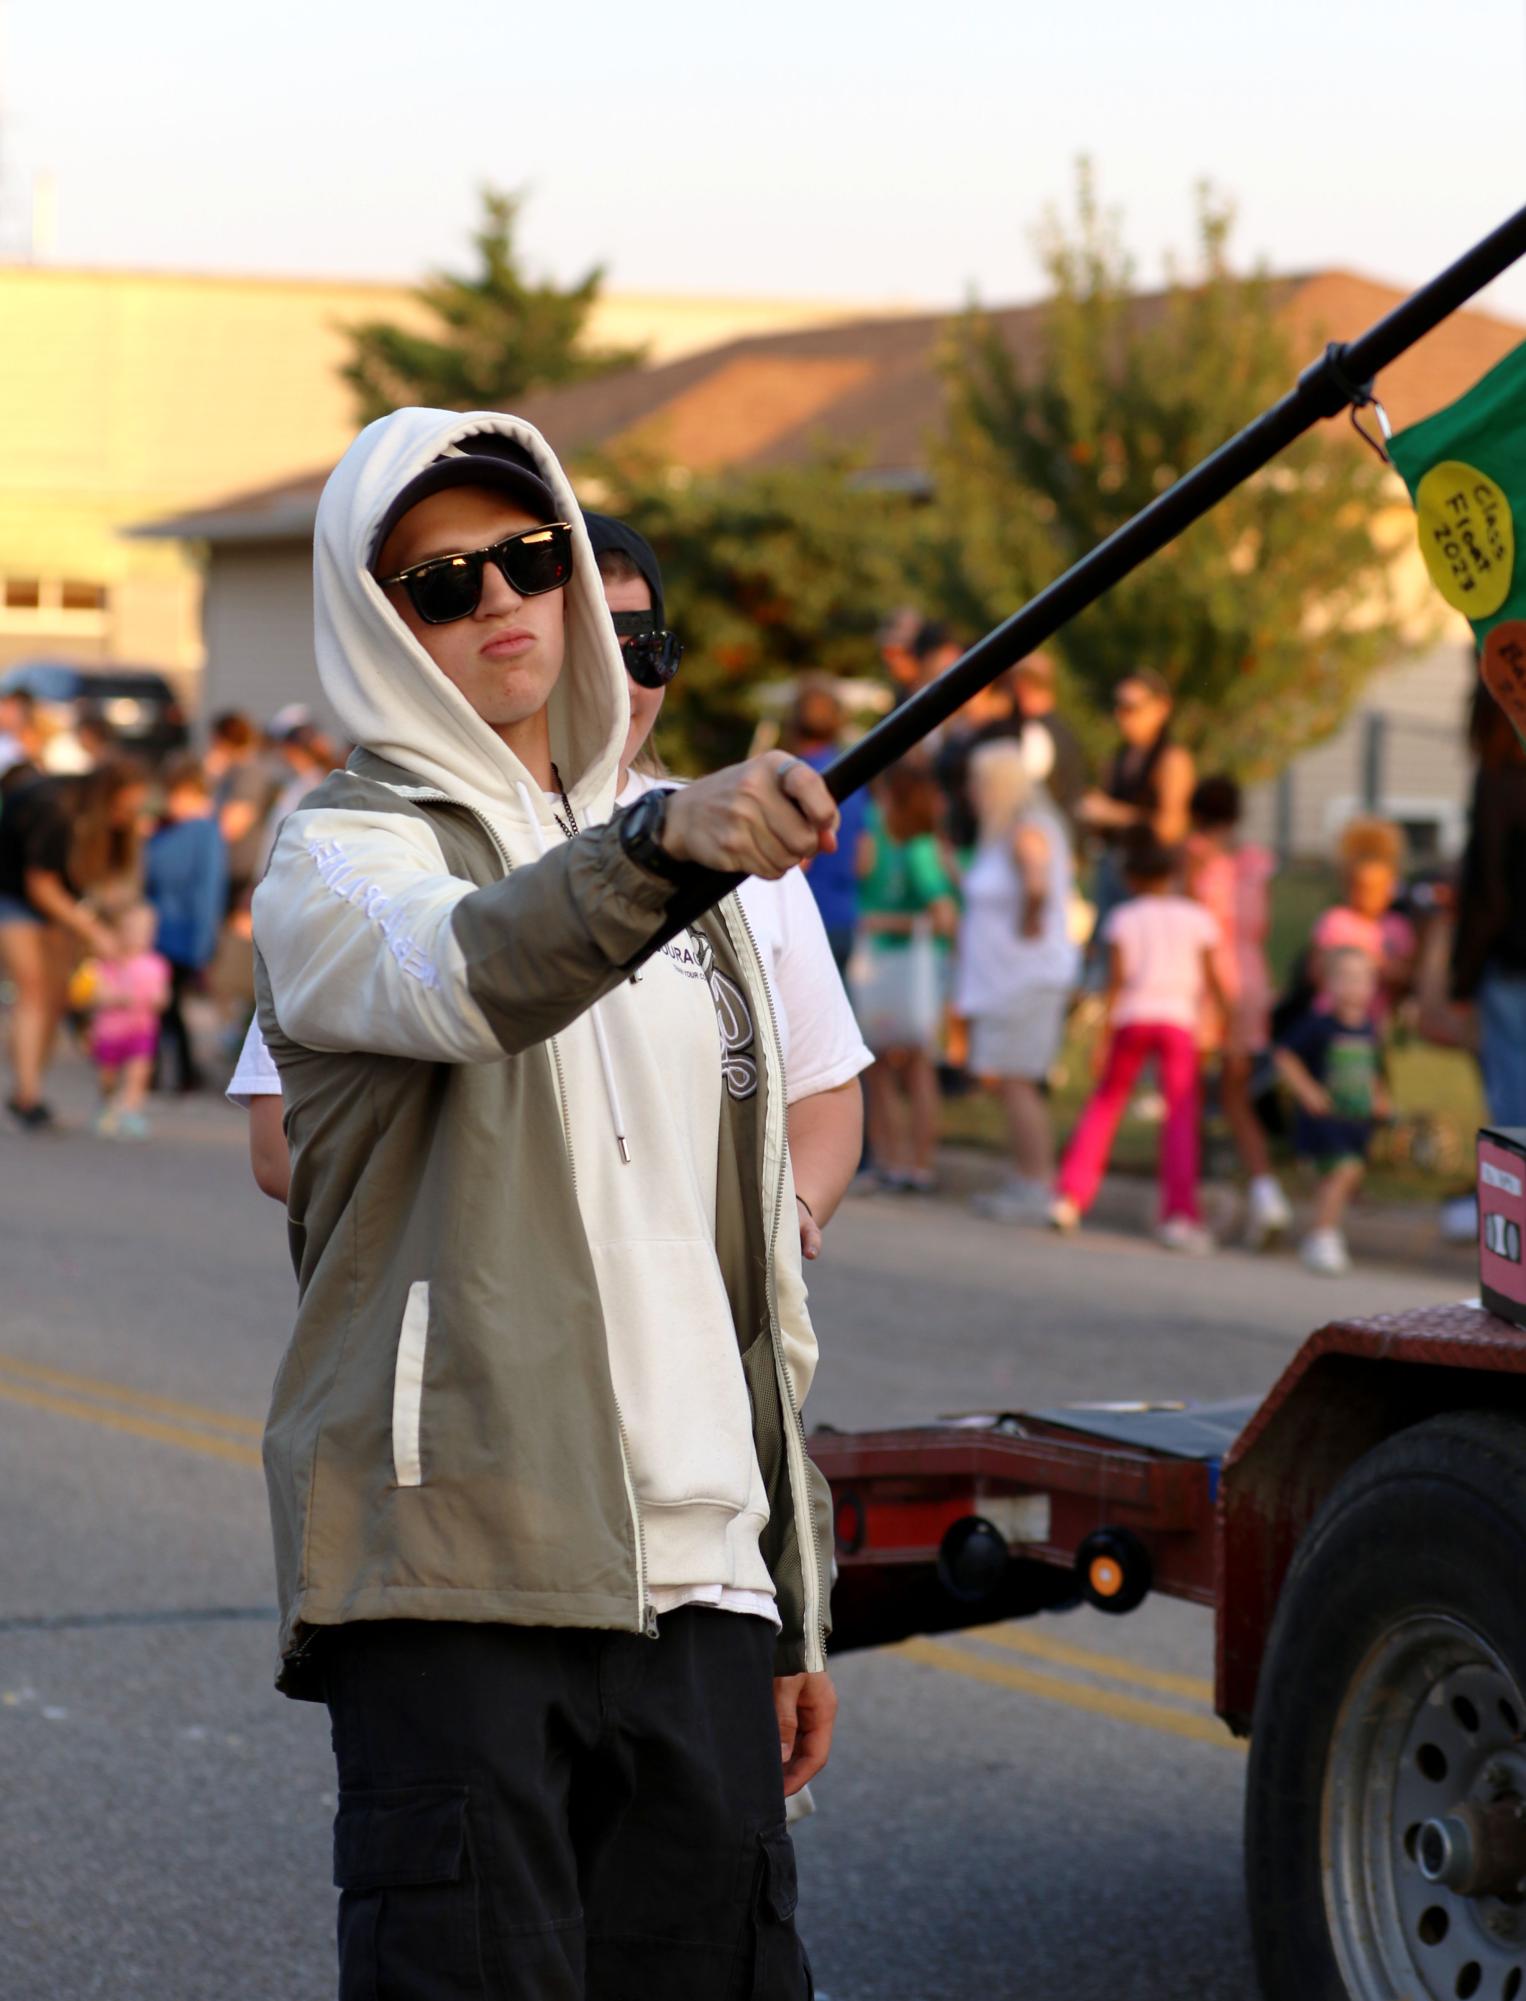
[611,610,685,690]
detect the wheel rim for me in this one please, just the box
[1323,1614,1526,2000]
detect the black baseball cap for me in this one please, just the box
[582,511,666,628]
[370,433,559,571]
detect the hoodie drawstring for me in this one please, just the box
[514,781,631,1165]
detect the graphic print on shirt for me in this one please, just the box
[659,932,708,981]
[691,930,758,1101]
[1325,1032,1379,1119]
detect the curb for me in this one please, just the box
[930,1145,1476,1278]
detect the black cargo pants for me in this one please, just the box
[322,1609,813,2000]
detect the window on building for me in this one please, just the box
[4,578,41,608]
[1397,817,1443,862]
[60,580,107,612]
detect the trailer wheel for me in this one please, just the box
[1246,1411,1526,2001]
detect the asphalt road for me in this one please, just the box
[0,1068,1454,2001]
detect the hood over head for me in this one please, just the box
[313,408,629,833]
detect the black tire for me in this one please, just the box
[1245,1410,1526,2001]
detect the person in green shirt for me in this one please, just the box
[852,759,958,1191]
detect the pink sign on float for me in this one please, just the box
[1478,1128,1526,1325]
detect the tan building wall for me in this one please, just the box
[1242,635,1474,863]
[199,541,321,732]
[0,262,893,683]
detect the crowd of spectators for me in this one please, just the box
[0,696,339,1136]
[789,622,1526,1275]
[4,610,1524,1277]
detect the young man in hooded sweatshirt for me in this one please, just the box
[251,415,840,2000]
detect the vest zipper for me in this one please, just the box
[726,896,828,1673]
[398,782,656,1641]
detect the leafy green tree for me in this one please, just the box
[342,188,645,423]
[926,166,1395,778]
[590,450,919,772]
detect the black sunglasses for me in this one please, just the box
[611,610,685,690]
[380,522,574,625]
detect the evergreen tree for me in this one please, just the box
[926,166,1396,778]
[342,188,645,423]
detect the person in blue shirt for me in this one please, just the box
[144,756,228,1092]
[788,681,866,975]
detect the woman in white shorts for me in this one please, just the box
[955,738,1079,1223]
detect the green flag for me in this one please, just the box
[1389,338,1526,734]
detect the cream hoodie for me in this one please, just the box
[274,407,778,1602]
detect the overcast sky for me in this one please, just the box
[6,0,1526,322]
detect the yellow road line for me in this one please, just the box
[0,1351,263,1438]
[982,1623,1216,1705]
[0,1378,262,1469]
[895,1636,1242,1752]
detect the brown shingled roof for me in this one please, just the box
[143,270,1526,538]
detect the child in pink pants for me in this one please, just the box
[76,904,171,1139]
[1052,830,1224,1253]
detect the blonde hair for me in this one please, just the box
[1338,817,1404,873]
[969,738,1036,843]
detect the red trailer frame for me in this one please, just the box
[812,1302,1526,1731]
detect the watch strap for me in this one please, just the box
[618,788,685,882]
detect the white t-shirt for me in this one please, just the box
[1104,894,1220,1033]
[229,771,871,1108]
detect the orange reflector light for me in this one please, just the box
[1090,1556,1124,1597]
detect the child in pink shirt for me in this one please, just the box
[72,903,171,1138]
[1310,818,1416,1019]
[1053,829,1225,1252]
[1187,776,1291,1247]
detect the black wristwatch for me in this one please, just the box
[618,787,686,881]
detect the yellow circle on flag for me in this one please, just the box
[1416,461,1514,617]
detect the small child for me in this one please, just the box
[1187,775,1292,1248]
[1310,818,1416,1017]
[1052,828,1224,1252]
[145,756,229,1093]
[1274,947,1389,1276]
[71,903,172,1139]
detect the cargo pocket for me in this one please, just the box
[391,1280,431,1488]
[333,1782,483,2000]
[745,1823,812,2000]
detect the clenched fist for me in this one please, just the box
[662,752,840,881]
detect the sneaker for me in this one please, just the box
[1245,1175,1294,1250]
[94,1104,120,1137]
[113,1110,152,1141]
[6,1097,54,1131]
[1157,1215,1214,1256]
[972,1178,1052,1225]
[1439,1194,1479,1245]
[1300,1228,1351,1276]
[1048,1196,1081,1234]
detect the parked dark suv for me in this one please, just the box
[0,661,190,766]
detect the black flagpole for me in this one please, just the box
[630,200,1526,966]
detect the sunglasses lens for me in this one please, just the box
[408,557,483,625]
[497,524,573,597]
[400,525,573,625]
[622,631,683,690]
